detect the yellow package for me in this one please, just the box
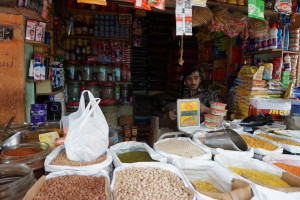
[39,131,60,147]
[77,0,107,6]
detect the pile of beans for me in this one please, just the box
[240,134,278,150]
[192,181,221,193]
[33,175,107,200]
[274,163,300,177]
[113,167,192,200]
[229,167,290,187]
[118,151,155,163]
[157,139,205,158]
[257,133,300,147]
[50,151,106,166]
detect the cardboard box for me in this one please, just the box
[25,20,37,40]
[35,25,43,41]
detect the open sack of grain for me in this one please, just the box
[172,159,254,200]
[239,132,283,155]
[44,145,113,173]
[215,155,300,200]
[153,137,212,163]
[109,141,167,167]
[192,132,254,158]
[254,132,300,154]
[111,162,195,200]
[24,170,110,200]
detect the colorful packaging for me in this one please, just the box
[248,0,265,20]
[25,20,37,40]
[77,0,107,5]
[149,0,165,10]
[135,0,151,10]
[272,57,283,79]
[177,98,200,134]
[262,63,273,80]
[35,25,44,42]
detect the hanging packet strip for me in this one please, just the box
[77,0,107,6]
[184,8,192,36]
[176,0,184,36]
[248,0,265,20]
[176,0,193,36]
[135,0,151,10]
[149,0,166,10]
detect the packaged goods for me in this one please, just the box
[204,121,218,128]
[112,166,193,200]
[240,134,278,150]
[192,181,221,193]
[149,0,165,10]
[210,102,227,110]
[204,114,222,123]
[211,108,227,116]
[25,20,37,40]
[274,163,300,177]
[117,151,155,163]
[257,133,300,147]
[177,99,200,133]
[229,167,290,187]
[192,6,213,27]
[262,63,273,79]
[248,0,265,20]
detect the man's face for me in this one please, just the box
[185,71,201,90]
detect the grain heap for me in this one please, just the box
[113,167,192,200]
[229,167,290,187]
[273,163,300,177]
[33,175,107,200]
[50,151,106,166]
[257,134,300,147]
[192,181,221,193]
[118,151,155,163]
[240,134,278,150]
[157,140,205,158]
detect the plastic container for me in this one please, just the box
[210,102,227,110]
[120,83,131,102]
[204,114,222,123]
[97,62,107,81]
[284,25,289,50]
[66,100,79,114]
[284,53,291,71]
[86,81,100,98]
[82,61,93,81]
[0,164,35,200]
[119,102,134,126]
[100,99,118,126]
[67,81,81,101]
[0,142,51,179]
[272,57,283,79]
[211,108,228,116]
[268,23,278,49]
[101,81,115,99]
[277,24,283,49]
[65,61,78,80]
[204,121,218,128]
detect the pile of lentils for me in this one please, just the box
[117,151,155,163]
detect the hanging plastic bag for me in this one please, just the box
[64,90,109,162]
[248,0,265,20]
[135,0,151,10]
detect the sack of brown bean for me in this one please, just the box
[110,141,168,167]
[153,137,212,163]
[24,170,110,200]
[110,162,196,200]
[44,145,113,173]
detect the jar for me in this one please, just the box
[82,61,93,81]
[0,164,35,200]
[67,81,81,101]
[119,102,134,126]
[75,64,83,80]
[8,122,30,135]
[101,82,115,99]
[65,61,78,80]
[66,100,80,114]
[38,121,62,136]
[100,99,118,126]
[0,142,51,179]
[120,83,132,102]
[114,63,121,81]
[86,81,100,98]
[96,62,106,81]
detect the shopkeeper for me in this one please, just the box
[169,65,220,123]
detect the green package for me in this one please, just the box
[248,0,265,20]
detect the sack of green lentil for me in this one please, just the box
[239,132,283,155]
[111,162,196,200]
[172,159,254,200]
[44,145,113,173]
[254,132,300,153]
[192,132,254,158]
[24,170,110,200]
[215,155,300,200]
[109,141,168,167]
[153,137,212,163]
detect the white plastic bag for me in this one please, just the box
[215,155,300,200]
[192,132,254,158]
[65,90,109,162]
[44,145,113,173]
[109,141,168,167]
[263,154,300,167]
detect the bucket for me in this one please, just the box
[204,129,248,151]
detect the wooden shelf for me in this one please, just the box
[242,49,300,56]
[27,79,50,82]
[0,6,46,22]
[36,89,64,96]
[25,40,50,48]
[65,8,117,16]
[67,80,132,84]
[65,35,130,42]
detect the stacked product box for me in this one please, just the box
[234,66,268,119]
[30,104,47,130]
[290,54,298,83]
[281,71,291,89]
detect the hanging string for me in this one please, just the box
[179,36,184,66]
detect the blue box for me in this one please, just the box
[31,104,47,111]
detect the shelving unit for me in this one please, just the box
[26,79,50,82]
[0,6,46,22]
[65,8,117,16]
[66,79,132,84]
[25,40,50,48]
[36,89,64,96]
[242,49,300,56]
[64,35,130,42]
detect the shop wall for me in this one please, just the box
[0,13,25,123]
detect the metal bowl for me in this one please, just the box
[281,114,300,130]
[204,129,248,151]
[1,131,23,149]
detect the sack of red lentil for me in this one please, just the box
[65,90,109,162]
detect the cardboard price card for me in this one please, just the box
[177,98,200,133]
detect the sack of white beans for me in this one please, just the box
[192,132,254,158]
[153,137,212,163]
[45,145,113,173]
[109,141,168,167]
[111,162,196,200]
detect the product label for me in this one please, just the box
[269,38,277,47]
[179,100,199,127]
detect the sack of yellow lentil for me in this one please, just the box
[192,132,254,158]
[44,145,113,173]
[109,141,168,167]
[172,159,254,200]
[240,133,283,155]
[255,133,300,154]
[215,155,300,199]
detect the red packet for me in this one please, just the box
[149,0,165,10]
[135,0,151,10]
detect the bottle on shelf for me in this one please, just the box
[277,24,283,49]
[81,17,88,36]
[269,23,278,49]
[88,18,94,36]
[263,32,269,50]
[284,53,291,71]
[284,25,289,51]
[258,36,263,51]
[75,16,82,36]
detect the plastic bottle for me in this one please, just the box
[264,32,269,50]
[258,36,263,51]
[284,53,291,71]
[277,24,283,49]
[284,25,289,51]
[269,23,278,49]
